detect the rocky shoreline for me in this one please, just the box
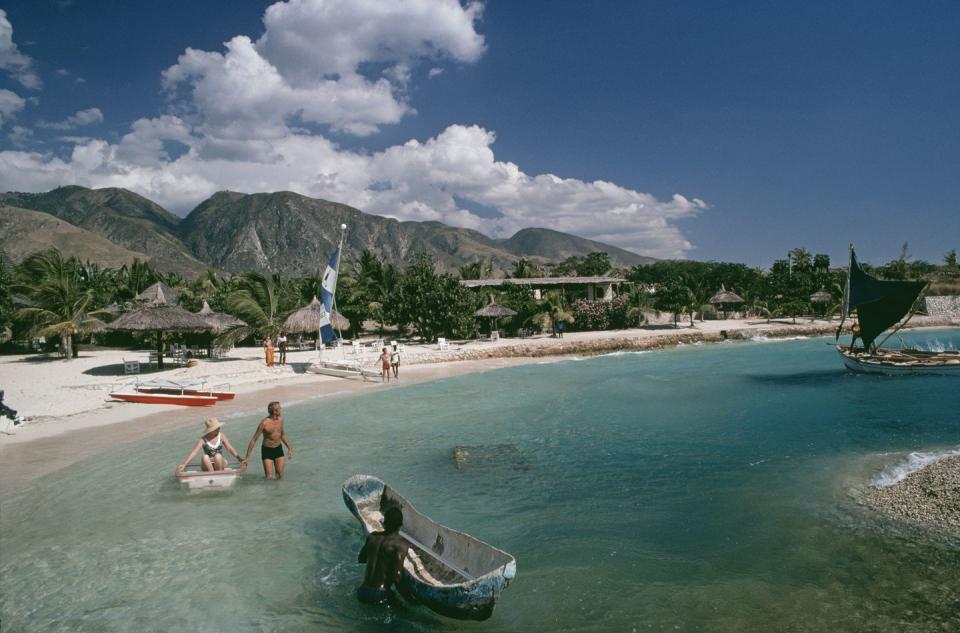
[862,455,960,534]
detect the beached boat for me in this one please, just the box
[342,474,516,621]
[307,358,381,381]
[176,463,245,492]
[109,390,218,406]
[136,378,235,400]
[836,245,960,375]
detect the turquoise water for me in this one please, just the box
[2,331,959,632]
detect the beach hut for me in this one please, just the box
[196,301,246,357]
[282,297,350,349]
[708,285,744,319]
[106,287,212,369]
[136,281,181,305]
[474,300,517,339]
[809,288,833,319]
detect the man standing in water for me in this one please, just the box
[357,506,412,608]
[244,401,294,479]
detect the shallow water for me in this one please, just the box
[2,331,959,632]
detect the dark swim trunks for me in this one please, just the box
[356,586,389,605]
[261,444,284,461]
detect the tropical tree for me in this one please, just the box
[386,253,474,341]
[509,257,543,279]
[221,272,289,344]
[654,278,693,328]
[578,252,611,277]
[12,250,103,359]
[945,249,958,269]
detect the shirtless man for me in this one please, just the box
[356,507,412,608]
[244,401,294,479]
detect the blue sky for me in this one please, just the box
[1,0,957,267]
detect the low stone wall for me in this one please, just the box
[925,296,960,321]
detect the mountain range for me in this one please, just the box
[0,186,656,276]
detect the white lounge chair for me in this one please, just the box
[123,358,140,375]
[438,337,449,351]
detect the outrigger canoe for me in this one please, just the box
[136,379,236,400]
[176,463,246,492]
[342,474,516,620]
[307,359,381,381]
[110,391,217,406]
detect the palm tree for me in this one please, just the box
[528,290,572,334]
[12,250,103,360]
[220,272,287,345]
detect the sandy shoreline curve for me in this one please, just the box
[1,317,956,493]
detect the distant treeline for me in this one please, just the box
[1,246,957,352]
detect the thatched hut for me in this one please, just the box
[809,288,833,319]
[708,285,744,319]
[195,301,246,357]
[107,287,211,369]
[474,301,517,337]
[282,297,349,348]
[136,282,180,305]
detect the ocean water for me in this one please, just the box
[2,331,959,632]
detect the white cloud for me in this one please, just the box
[162,0,484,138]
[0,10,41,90]
[37,107,104,130]
[0,0,705,258]
[0,88,25,126]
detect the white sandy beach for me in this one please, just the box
[1,316,955,490]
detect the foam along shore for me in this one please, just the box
[0,316,955,489]
[862,451,960,533]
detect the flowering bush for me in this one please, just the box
[572,295,632,330]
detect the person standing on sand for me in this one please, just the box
[557,320,565,339]
[277,334,287,365]
[178,417,246,472]
[244,401,294,479]
[390,344,400,379]
[379,347,391,382]
[264,335,275,367]
[356,506,412,608]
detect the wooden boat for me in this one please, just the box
[136,378,235,400]
[110,391,217,406]
[836,245,960,376]
[307,358,381,381]
[176,463,245,492]
[342,474,516,621]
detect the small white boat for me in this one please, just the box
[343,475,516,620]
[176,463,246,492]
[837,346,960,375]
[307,359,381,381]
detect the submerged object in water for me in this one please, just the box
[176,463,245,492]
[342,474,516,620]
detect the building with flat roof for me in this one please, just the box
[460,276,626,301]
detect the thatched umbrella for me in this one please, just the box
[282,297,349,348]
[474,300,517,336]
[196,301,246,357]
[809,288,833,319]
[107,287,212,369]
[136,282,180,305]
[708,285,744,319]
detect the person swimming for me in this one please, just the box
[356,506,412,608]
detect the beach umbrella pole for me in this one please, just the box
[156,330,164,370]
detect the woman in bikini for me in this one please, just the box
[177,417,246,472]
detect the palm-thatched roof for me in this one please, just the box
[708,285,744,305]
[809,288,833,304]
[107,287,211,333]
[196,300,246,334]
[282,297,349,334]
[136,282,180,305]
[474,302,517,318]
[81,317,108,334]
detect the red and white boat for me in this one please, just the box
[109,379,232,406]
[135,379,235,401]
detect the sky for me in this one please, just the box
[1,0,957,268]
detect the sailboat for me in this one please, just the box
[305,226,381,381]
[836,246,960,375]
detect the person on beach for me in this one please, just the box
[556,320,565,339]
[277,334,287,365]
[390,344,400,379]
[177,417,246,472]
[356,506,412,608]
[244,401,294,479]
[264,336,275,367]
[380,347,391,382]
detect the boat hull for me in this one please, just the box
[837,346,960,376]
[342,475,516,621]
[176,464,244,492]
[307,361,381,381]
[110,392,218,406]
[137,387,235,400]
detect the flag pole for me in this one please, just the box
[333,223,346,346]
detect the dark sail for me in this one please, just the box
[847,249,926,350]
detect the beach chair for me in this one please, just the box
[351,340,363,356]
[148,351,160,368]
[123,358,140,375]
[438,337,449,351]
